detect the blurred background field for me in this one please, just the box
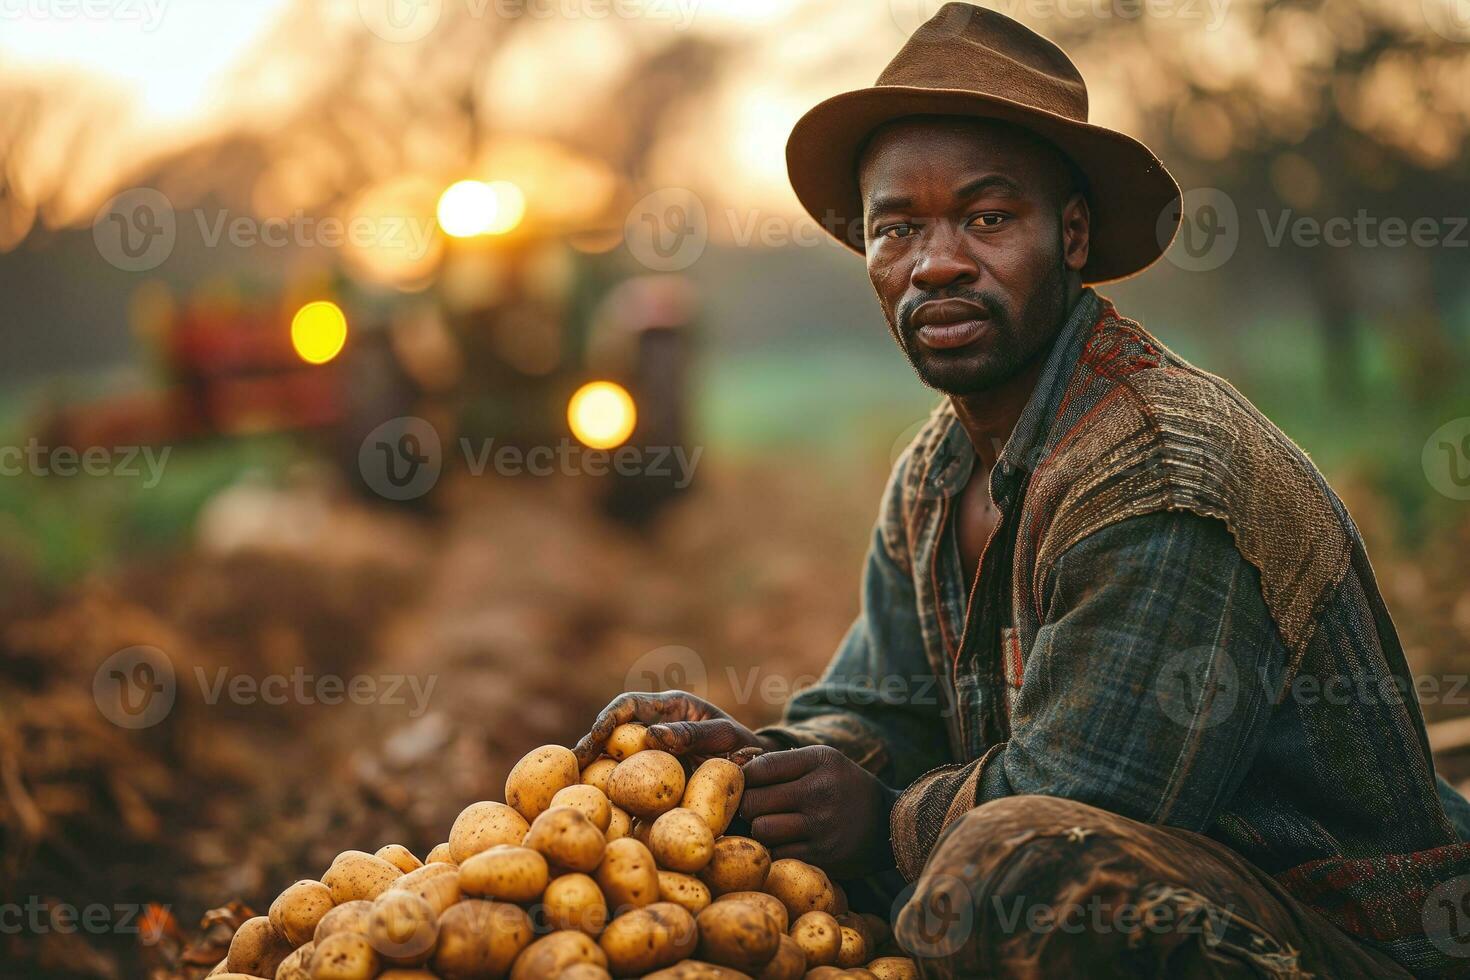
[1,0,1469,975]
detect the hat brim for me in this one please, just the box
[786,86,1181,284]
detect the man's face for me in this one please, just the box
[858,117,1089,396]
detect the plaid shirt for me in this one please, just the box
[762,289,1470,975]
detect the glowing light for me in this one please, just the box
[568,381,637,450]
[291,301,348,365]
[437,179,525,238]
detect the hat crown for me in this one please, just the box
[876,3,1088,123]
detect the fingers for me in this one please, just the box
[739,781,806,821]
[749,812,809,848]
[647,719,744,758]
[572,693,645,767]
[741,745,825,787]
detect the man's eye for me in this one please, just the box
[881,224,915,239]
[971,213,1009,228]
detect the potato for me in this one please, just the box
[449,801,531,864]
[630,816,656,848]
[605,722,650,760]
[270,880,335,947]
[607,750,686,820]
[606,805,632,842]
[313,901,373,944]
[866,957,919,980]
[509,930,609,980]
[523,805,607,873]
[375,844,423,874]
[225,915,292,977]
[323,851,403,904]
[506,744,581,822]
[595,837,660,911]
[551,784,613,833]
[432,900,532,980]
[789,912,840,968]
[310,932,379,979]
[557,965,613,980]
[377,972,440,980]
[834,913,872,950]
[367,890,438,967]
[581,757,619,797]
[426,842,455,865]
[846,970,879,980]
[658,871,712,915]
[697,899,782,973]
[714,892,787,934]
[389,864,460,917]
[543,872,609,935]
[681,758,744,837]
[859,914,891,952]
[756,934,804,980]
[643,963,755,980]
[599,902,697,976]
[457,844,549,902]
[835,927,869,968]
[830,882,849,916]
[650,808,715,873]
[275,941,314,980]
[697,837,770,896]
[803,969,849,980]
[762,860,834,921]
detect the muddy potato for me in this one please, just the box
[756,934,805,980]
[581,758,619,796]
[830,883,848,916]
[275,941,314,980]
[225,915,292,977]
[595,836,660,910]
[607,750,686,820]
[557,965,613,980]
[650,808,715,873]
[763,860,834,921]
[803,969,848,980]
[658,871,712,915]
[606,722,651,761]
[551,784,613,833]
[866,957,918,980]
[845,971,879,980]
[509,930,609,980]
[426,842,455,865]
[448,801,531,864]
[270,880,335,947]
[834,913,872,951]
[643,963,755,980]
[697,837,770,896]
[506,744,581,822]
[606,805,632,841]
[459,844,550,902]
[375,844,423,874]
[524,805,607,873]
[367,890,439,967]
[696,899,781,973]
[390,863,460,916]
[600,902,697,976]
[681,758,745,837]
[313,901,373,944]
[789,912,840,968]
[432,900,532,980]
[543,872,608,934]
[715,892,787,934]
[310,932,379,979]
[323,851,404,904]
[835,927,868,969]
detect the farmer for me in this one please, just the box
[577,5,1470,975]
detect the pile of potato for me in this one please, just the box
[211,725,918,980]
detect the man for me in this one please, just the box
[577,5,1470,975]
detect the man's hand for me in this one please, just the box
[738,745,899,879]
[572,690,774,768]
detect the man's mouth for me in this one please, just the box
[912,299,992,351]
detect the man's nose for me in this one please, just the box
[910,229,980,292]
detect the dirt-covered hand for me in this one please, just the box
[572,690,774,768]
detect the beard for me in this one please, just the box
[889,247,1071,397]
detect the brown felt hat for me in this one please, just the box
[786,2,1181,284]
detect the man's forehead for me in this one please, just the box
[858,116,1066,201]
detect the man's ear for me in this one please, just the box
[1061,192,1090,273]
